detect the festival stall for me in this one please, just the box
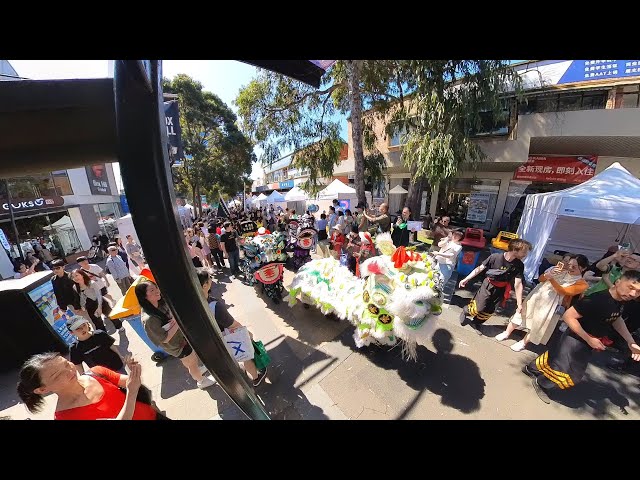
[517,162,640,281]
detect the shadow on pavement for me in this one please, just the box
[212,335,333,420]
[158,356,198,399]
[255,335,331,420]
[539,355,640,419]
[337,326,486,416]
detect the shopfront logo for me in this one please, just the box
[0,196,64,214]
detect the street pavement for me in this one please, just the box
[1,255,639,420]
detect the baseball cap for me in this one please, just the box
[66,316,89,332]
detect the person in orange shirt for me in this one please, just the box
[495,254,590,351]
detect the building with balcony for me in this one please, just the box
[344,60,640,234]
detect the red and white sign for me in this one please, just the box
[514,155,598,184]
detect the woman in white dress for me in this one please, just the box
[494,254,590,351]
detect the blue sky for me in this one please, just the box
[7,60,349,184]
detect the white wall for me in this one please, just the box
[596,156,640,177]
[106,163,119,195]
[67,207,92,250]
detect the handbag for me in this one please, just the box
[252,340,271,371]
[223,327,255,362]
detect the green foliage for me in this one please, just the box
[163,74,254,212]
[384,60,522,184]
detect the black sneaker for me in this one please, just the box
[521,364,537,378]
[468,320,483,335]
[459,310,469,326]
[531,377,551,404]
[253,367,268,387]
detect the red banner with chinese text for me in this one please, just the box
[513,155,598,184]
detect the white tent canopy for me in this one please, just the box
[284,186,308,201]
[317,179,356,199]
[266,190,286,203]
[389,185,408,194]
[517,162,640,281]
[43,215,74,231]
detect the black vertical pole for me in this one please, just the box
[3,179,23,261]
[113,60,269,420]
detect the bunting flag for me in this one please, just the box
[217,195,231,218]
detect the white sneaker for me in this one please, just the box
[494,332,510,342]
[510,340,527,352]
[198,364,209,375]
[197,375,216,389]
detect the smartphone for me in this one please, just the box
[556,262,564,270]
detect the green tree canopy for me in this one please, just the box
[163,74,255,214]
[235,60,521,213]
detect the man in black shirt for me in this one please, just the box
[459,239,532,334]
[67,317,125,374]
[220,222,241,276]
[524,270,640,404]
[50,259,81,312]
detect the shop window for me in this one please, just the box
[389,125,407,147]
[52,170,73,196]
[518,90,607,114]
[581,92,606,110]
[621,86,640,108]
[557,94,582,111]
[436,178,501,231]
[7,174,57,199]
[94,203,121,239]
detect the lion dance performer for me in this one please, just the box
[240,231,288,303]
[288,233,444,359]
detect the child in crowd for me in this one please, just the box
[67,316,125,374]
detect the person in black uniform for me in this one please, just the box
[523,270,640,403]
[50,259,81,313]
[605,297,640,373]
[458,238,532,334]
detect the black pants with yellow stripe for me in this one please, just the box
[464,280,505,324]
[527,330,591,392]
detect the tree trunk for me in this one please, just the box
[406,164,426,220]
[346,60,366,206]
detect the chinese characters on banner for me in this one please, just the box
[85,164,110,195]
[514,156,598,184]
[558,60,640,84]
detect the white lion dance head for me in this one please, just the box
[288,233,444,361]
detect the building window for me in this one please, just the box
[518,90,607,114]
[52,170,73,196]
[389,125,408,147]
[621,85,640,108]
[503,181,577,232]
[6,173,57,199]
[436,178,501,231]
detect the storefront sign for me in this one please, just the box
[86,164,111,195]
[514,156,598,184]
[279,180,294,189]
[268,183,279,190]
[467,193,490,223]
[256,186,268,193]
[120,194,130,214]
[558,60,640,84]
[0,196,64,213]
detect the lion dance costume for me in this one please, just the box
[287,214,317,271]
[240,231,288,303]
[288,233,444,359]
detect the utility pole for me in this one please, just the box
[2,179,23,260]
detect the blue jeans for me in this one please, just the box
[228,249,240,273]
[439,264,454,285]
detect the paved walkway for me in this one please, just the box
[1,258,639,420]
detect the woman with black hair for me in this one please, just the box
[391,206,413,248]
[16,351,166,420]
[135,281,215,389]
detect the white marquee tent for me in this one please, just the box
[317,179,356,199]
[266,190,286,203]
[284,186,308,202]
[517,162,640,281]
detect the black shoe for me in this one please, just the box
[522,364,537,378]
[531,377,551,404]
[459,310,469,326]
[468,320,483,335]
[253,367,268,387]
[151,352,167,363]
[607,359,631,373]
